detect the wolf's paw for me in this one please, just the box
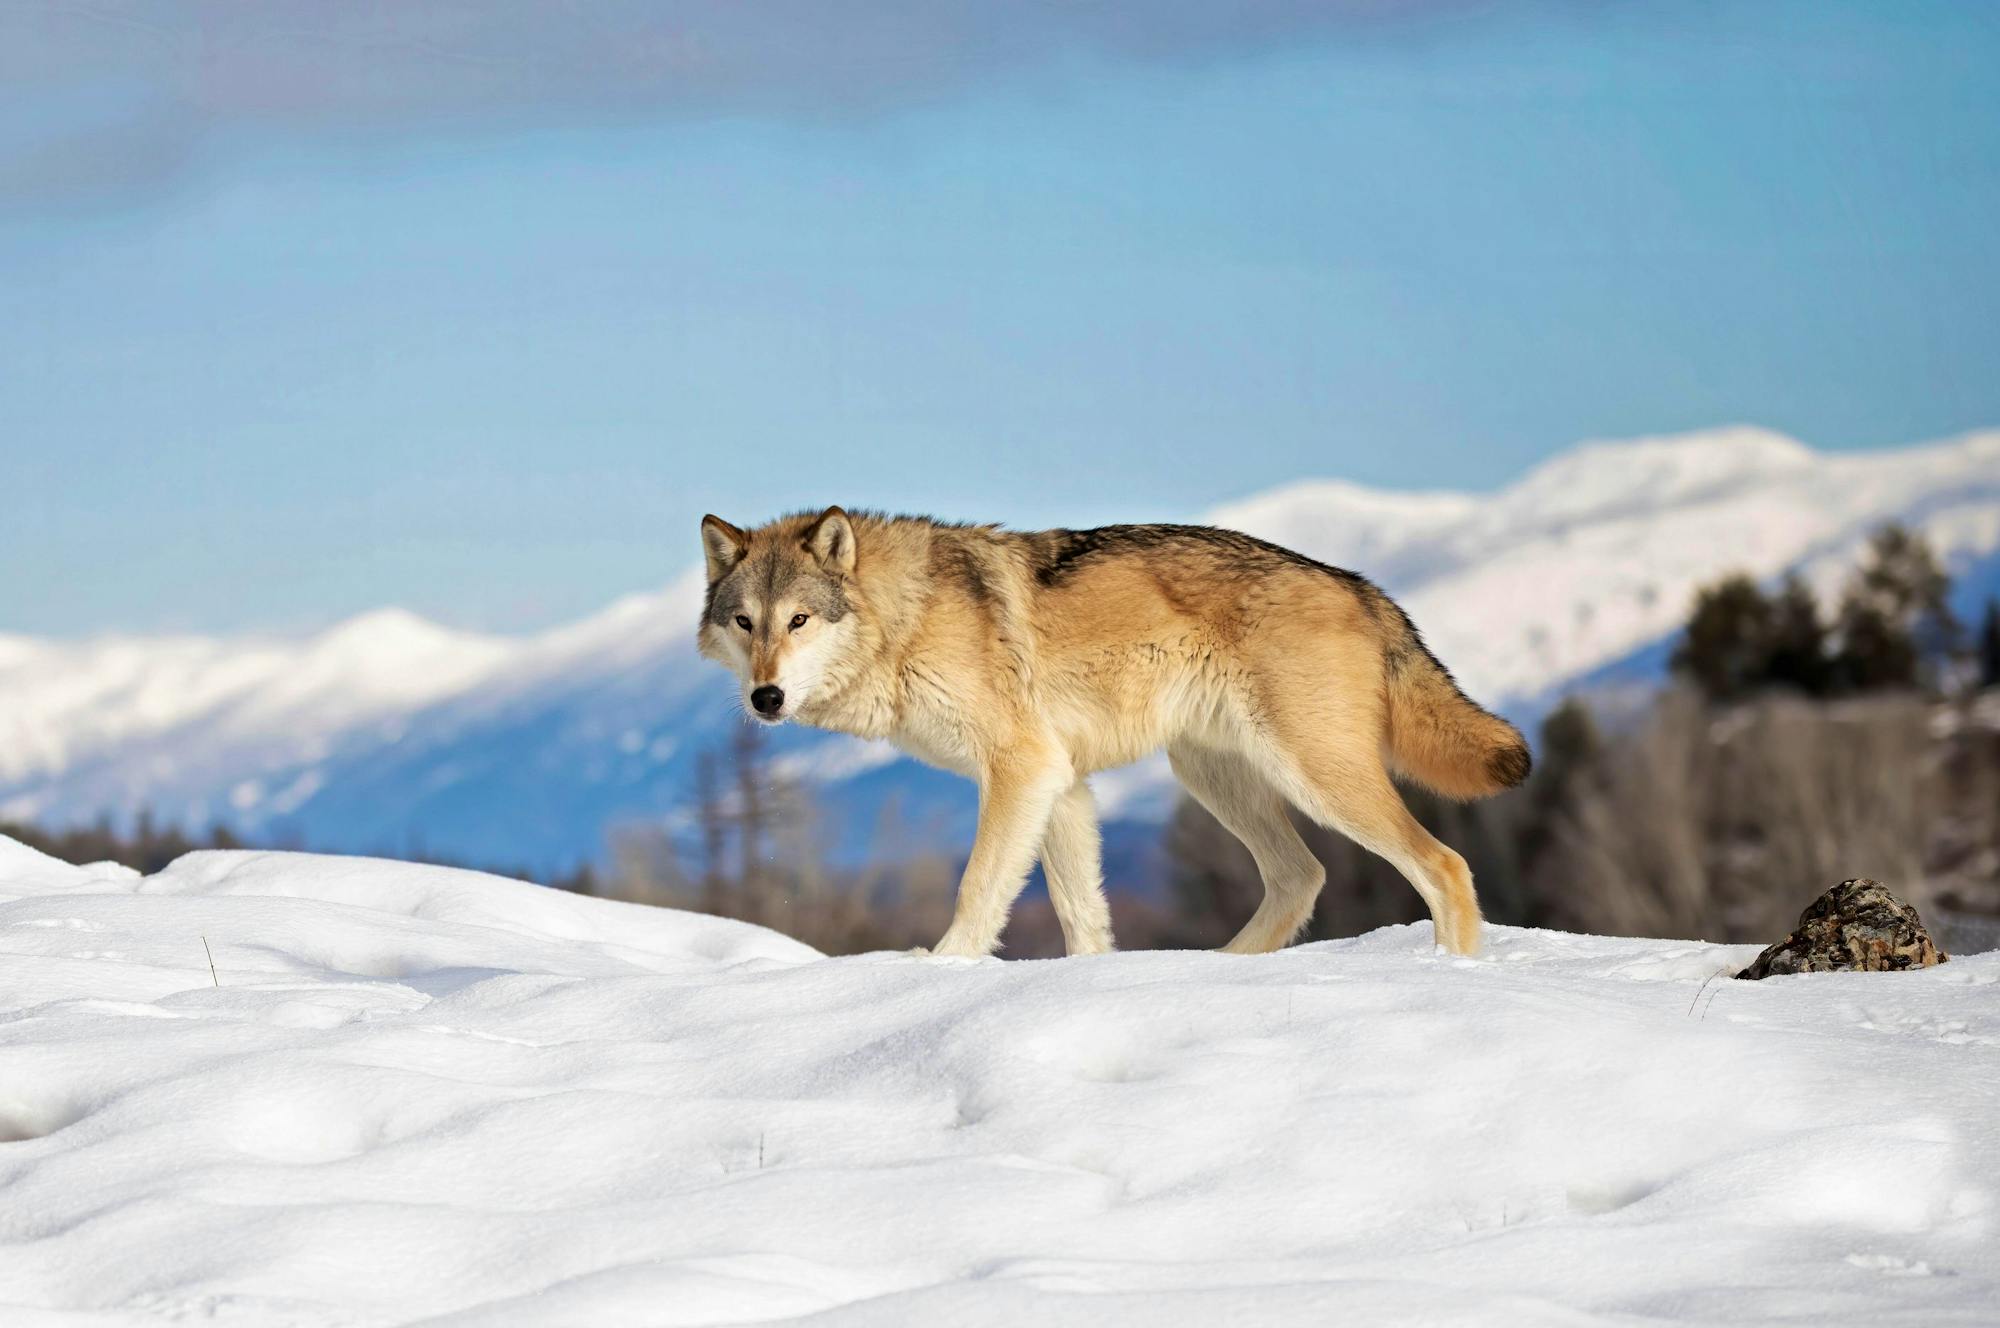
[915,939,995,963]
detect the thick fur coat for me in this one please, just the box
[697,507,1529,958]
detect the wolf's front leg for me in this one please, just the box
[930,749,1072,958]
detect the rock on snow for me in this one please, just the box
[1,837,1995,1326]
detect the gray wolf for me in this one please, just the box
[696,507,1529,958]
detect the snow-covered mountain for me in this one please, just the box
[4,427,1997,871]
[1212,426,2000,704]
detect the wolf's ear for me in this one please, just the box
[700,515,748,582]
[804,506,856,576]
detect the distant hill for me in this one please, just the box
[5,427,1996,874]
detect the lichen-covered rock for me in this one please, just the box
[1736,879,1948,980]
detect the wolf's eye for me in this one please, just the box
[734,615,751,631]
[789,613,809,631]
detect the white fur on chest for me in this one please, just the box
[796,670,980,778]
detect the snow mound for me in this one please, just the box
[1,839,1994,1325]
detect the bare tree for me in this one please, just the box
[592,724,964,954]
[1540,689,1941,941]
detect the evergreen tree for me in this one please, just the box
[1517,696,1601,866]
[1671,574,1773,700]
[1539,695,1602,774]
[1979,597,2000,690]
[1762,573,1831,695]
[1832,524,1958,692]
[1832,600,1915,691]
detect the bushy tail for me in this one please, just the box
[1383,636,1531,801]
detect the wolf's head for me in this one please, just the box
[695,506,861,724]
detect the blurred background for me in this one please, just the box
[5,1,1998,954]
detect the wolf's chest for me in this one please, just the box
[884,701,979,776]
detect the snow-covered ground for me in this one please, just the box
[3,836,1996,1326]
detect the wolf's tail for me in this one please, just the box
[1381,625,1531,801]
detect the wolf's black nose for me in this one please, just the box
[751,685,785,716]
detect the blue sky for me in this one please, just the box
[4,1,1996,637]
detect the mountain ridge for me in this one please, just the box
[5,426,1996,871]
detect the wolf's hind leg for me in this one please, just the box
[1257,718,1483,956]
[1168,742,1326,954]
[931,747,1072,958]
[1042,782,1113,956]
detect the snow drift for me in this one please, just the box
[2,838,1995,1325]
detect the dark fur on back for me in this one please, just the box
[1030,523,1371,596]
[929,539,995,606]
[1030,524,1477,696]
[1020,522,1532,793]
